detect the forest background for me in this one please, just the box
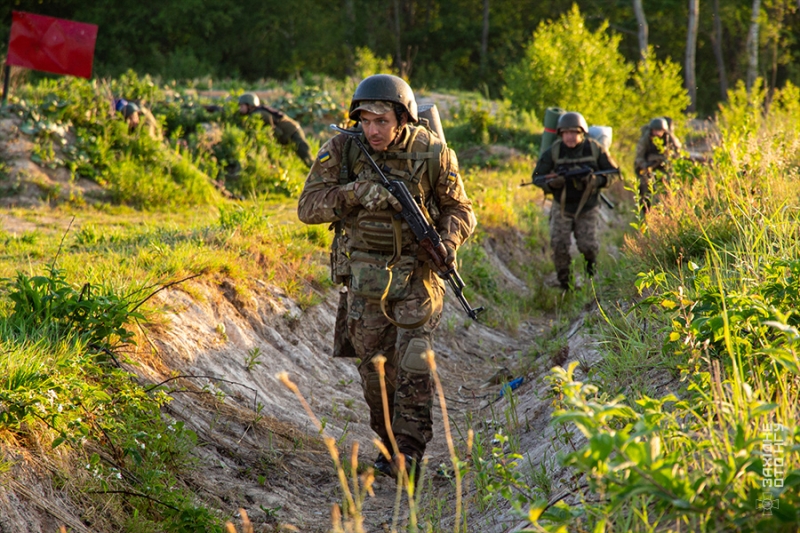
[1,0,799,116]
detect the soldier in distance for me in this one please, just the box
[238,92,314,167]
[532,111,618,291]
[634,117,682,214]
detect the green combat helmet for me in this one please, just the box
[238,92,260,107]
[349,74,418,122]
[121,102,140,118]
[649,117,669,131]
[557,112,588,134]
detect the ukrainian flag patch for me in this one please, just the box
[448,170,458,180]
[319,151,331,163]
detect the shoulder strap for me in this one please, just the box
[339,136,353,185]
[552,140,562,165]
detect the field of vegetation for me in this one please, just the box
[1,7,799,533]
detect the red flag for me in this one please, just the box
[7,11,98,79]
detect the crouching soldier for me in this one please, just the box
[238,93,314,167]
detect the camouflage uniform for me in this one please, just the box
[297,125,475,459]
[533,137,618,288]
[634,126,682,212]
[252,107,314,167]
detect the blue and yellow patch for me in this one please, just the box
[319,151,331,163]
[448,170,458,181]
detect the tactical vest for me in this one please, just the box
[337,125,444,254]
[551,138,601,217]
[551,138,600,169]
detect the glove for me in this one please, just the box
[433,240,457,272]
[548,175,565,189]
[342,181,402,212]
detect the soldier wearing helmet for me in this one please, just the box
[635,116,683,214]
[118,100,162,140]
[238,92,314,167]
[297,74,476,480]
[532,111,618,290]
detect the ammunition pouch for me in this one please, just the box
[332,289,356,358]
[329,223,351,284]
[349,210,413,253]
[349,251,416,300]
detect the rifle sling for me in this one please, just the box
[379,217,434,330]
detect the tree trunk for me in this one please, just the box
[393,0,404,76]
[745,0,761,92]
[633,0,648,62]
[685,0,699,112]
[480,0,490,75]
[344,0,356,76]
[710,0,728,100]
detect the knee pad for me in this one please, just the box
[400,338,431,375]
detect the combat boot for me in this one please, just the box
[391,453,422,485]
[557,270,571,291]
[585,259,596,278]
[373,453,393,477]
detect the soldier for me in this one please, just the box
[119,101,162,140]
[297,74,476,479]
[635,117,682,214]
[238,93,314,168]
[532,112,618,290]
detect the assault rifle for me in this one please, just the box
[331,125,485,321]
[523,166,618,210]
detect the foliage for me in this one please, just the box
[521,78,800,533]
[504,5,631,128]
[0,268,223,532]
[505,6,690,153]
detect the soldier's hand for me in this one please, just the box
[433,240,457,272]
[443,240,457,268]
[342,181,402,212]
[548,175,565,189]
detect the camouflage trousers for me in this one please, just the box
[346,262,444,458]
[549,205,600,286]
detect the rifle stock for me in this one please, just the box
[330,125,485,321]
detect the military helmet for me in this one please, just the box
[349,74,418,122]
[238,92,260,107]
[121,102,140,119]
[649,117,669,131]
[557,112,588,134]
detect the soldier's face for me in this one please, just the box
[561,130,582,148]
[652,128,665,138]
[238,104,249,115]
[360,110,404,152]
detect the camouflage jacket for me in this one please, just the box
[297,125,476,256]
[634,127,682,170]
[253,107,302,145]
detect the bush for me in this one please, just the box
[504,4,630,127]
[504,5,689,152]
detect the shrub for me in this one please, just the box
[504,4,630,127]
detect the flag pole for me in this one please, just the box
[1,64,10,108]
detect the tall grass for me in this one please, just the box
[523,81,800,532]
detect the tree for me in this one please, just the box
[633,0,649,62]
[504,4,630,127]
[746,0,762,92]
[685,0,699,111]
[711,0,729,100]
